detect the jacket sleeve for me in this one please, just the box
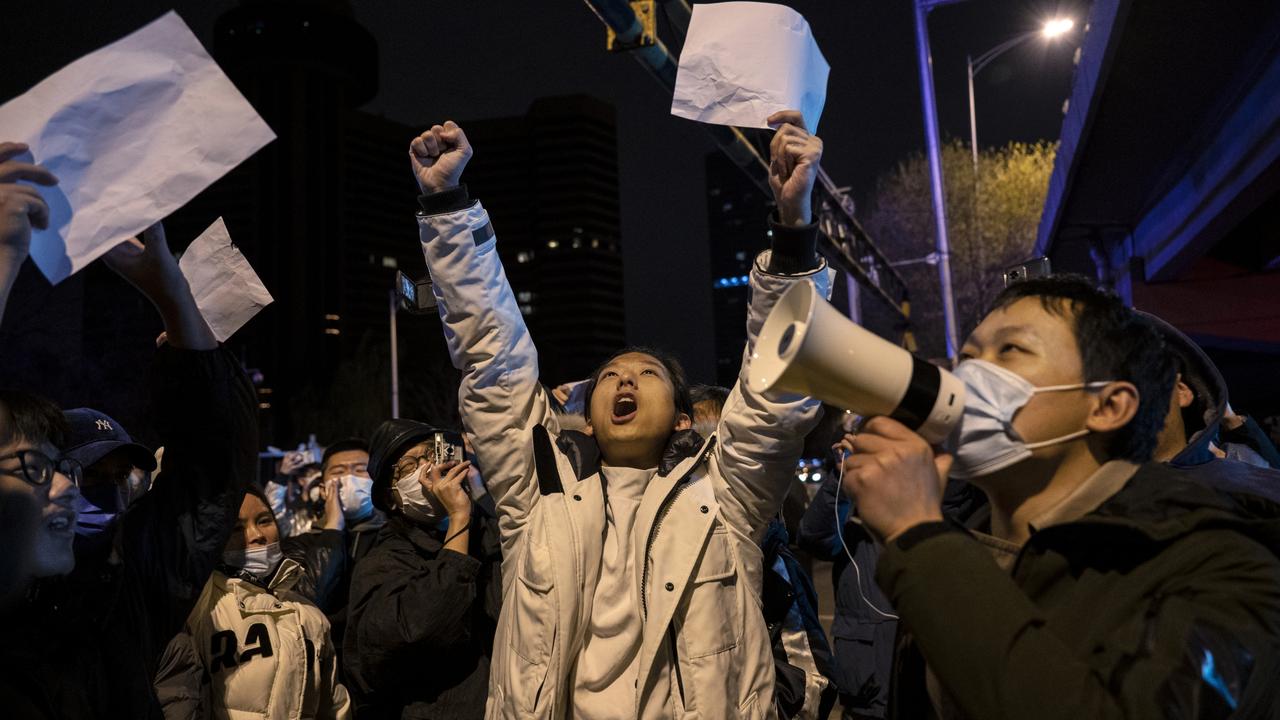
[712,244,831,542]
[875,526,1280,719]
[122,345,256,663]
[345,542,484,695]
[283,529,347,611]
[798,472,852,562]
[153,626,209,720]
[418,199,559,558]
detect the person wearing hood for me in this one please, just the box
[1,222,257,719]
[835,274,1280,718]
[411,109,829,718]
[343,419,502,718]
[155,485,352,719]
[1147,312,1280,470]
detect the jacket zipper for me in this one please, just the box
[641,437,716,619]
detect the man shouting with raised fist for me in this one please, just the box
[398,113,828,719]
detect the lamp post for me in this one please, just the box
[913,0,965,359]
[914,1,1073,358]
[967,18,1074,173]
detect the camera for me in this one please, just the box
[1002,257,1052,287]
[428,431,466,467]
[395,270,437,314]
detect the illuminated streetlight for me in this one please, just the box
[967,18,1076,171]
[1043,17,1075,39]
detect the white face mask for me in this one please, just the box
[223,542,282,578]
[393,465,446,525]
[338,474,375,521]
[948,359,1113,479]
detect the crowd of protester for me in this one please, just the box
[3,108,1280,720]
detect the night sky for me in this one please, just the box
[3,0,1085,382]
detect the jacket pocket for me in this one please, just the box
[508,538,556,665]
[678,528,743,658]
[738,690,761,720]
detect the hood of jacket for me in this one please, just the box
[1140,312,1229,467]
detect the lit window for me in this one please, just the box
[517,291,534,302]
[572,238,582,249]
[519,304,535,316]
[324,328,340,336]
[381,256,398,268]
[547,240,559,249]
[516,251,531,263]
[591,238,600,248]
[324,314,340,321]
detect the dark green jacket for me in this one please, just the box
[878,461,1280,719]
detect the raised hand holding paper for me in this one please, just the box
[178,218,273,342]
[671,2,830,132]
[0,11,276,284]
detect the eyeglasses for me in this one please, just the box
[0,449,82,488]
[394,454,433,479]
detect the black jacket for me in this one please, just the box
[282,527,346,608]
[344,504,502,719]
[880,461,1280,720]
[0,346,256,719]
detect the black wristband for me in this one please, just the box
[766,210,820,274]
[891,520,956,552]
[417,184,472,215]
[443,523,470,546]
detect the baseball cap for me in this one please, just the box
[62,408,158,472]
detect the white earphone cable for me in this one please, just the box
[834,449,899,620]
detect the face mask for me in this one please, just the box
[393,465,446,525]
[222,542,283,579]
[948,359,1113,479]
[338,474,375,520]
[73,482,121,538]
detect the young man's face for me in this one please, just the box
[324,450,370,481]
[588,352,691,468]
[960,297,1099,464]
[0,435,79,578]
[226,492,279,552]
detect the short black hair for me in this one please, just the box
[241,485,281,535]
[990,274,1175,463]
[689,385,731,414]
[321,438,369,472]
[0,390,67,449]
[583,346,694,421]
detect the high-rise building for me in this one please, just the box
[460,95,626,385]
[704,151,771,387]
[162,0,457,444]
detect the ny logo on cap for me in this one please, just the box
[96,419,113,432]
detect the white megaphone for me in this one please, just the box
[748,281,966,445]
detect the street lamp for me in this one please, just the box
[967,17,1074,172]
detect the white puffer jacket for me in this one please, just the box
[419,201,830,719]
[154,559,352,720]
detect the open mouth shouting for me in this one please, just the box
[611,393,638,424]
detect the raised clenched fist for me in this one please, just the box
[766,110,823,227]
[409,121,473,195]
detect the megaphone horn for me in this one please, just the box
[747,281,965,445]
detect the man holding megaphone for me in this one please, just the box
[764,276,1280,717]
